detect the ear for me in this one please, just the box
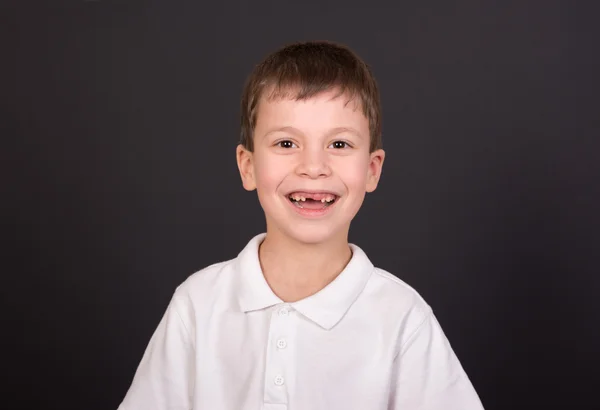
[366,149,385,193]
[236,144,256,191]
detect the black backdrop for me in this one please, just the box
[3,1,599,409]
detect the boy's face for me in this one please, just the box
[237,88,385,246]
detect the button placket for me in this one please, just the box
[263,305,295,406]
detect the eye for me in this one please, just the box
[277,140,297,149]
[329,140,350,149]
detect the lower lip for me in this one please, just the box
[285,197,339,218]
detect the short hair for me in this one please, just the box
[239,41,382,152]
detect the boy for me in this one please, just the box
[118,41,484,410]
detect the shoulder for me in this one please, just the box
[364,266,432,317]
[174,258,237,300]
[357,266,434,351]
[166,258,239,321]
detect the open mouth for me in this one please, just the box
[287,192,338,210]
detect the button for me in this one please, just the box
[274,375,285,386]
[278,307,289,317]
[276,338,287,349]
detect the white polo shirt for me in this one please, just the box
[118,233,484,410]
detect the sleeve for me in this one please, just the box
[118,293,195,410]
[389,310,484,410]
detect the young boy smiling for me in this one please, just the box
[118,41,484,410]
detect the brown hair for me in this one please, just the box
[239,41,382,152]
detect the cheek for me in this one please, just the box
[338,158,370,189]
[254,155,288,192]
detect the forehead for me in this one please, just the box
[255,87,368,132]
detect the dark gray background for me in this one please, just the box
[3,1,599,409]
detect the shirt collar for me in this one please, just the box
[234,233,375,330]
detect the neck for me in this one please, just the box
[259,228,352,303]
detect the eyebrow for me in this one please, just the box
[262,126,365,139]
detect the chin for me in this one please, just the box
[279,222,348,246]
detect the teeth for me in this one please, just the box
[289,194,336,202]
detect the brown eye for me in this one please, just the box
[330,141,348,149]
[278,140,296,148]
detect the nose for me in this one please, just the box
[296,147,331,179]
